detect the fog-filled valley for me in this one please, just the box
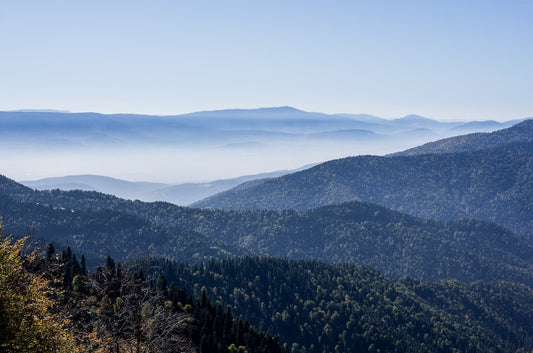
[2,107,522,185]
[2,108,526,206]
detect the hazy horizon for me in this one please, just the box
[2,1,531,183]
[2,2,532,121]
[4,139,404,184]
[2,105,530,124]
[1,107,523,184]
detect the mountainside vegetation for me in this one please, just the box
[193,142,533,237]
[0,192,241,265]
[2,176,533,288]
[0,176,533,286]
[148,256,533,353]
[5,230,533,353]
[0,232,79,353]
[0,234,284,353]
[393,119,533,156]
[152,201,533,286]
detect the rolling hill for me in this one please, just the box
[150,256,533,353]
[193,141,533,237]
[2,174,533,287]
[393,118,533,156]
[21,168,306,205]
[0,191,243,265]
[148,201,533,286]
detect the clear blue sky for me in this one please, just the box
[1,0,532,121]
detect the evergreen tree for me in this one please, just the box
[46,242,56,264]
[80,254,87,275]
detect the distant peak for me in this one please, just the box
[7,109,72,113]
[264,106,301,111]
[179,106,310,119]
[394,114,435,123]
[398,114,427,120]
[228,106,304,113]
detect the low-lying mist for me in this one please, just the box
[1,108,519,184]
[4,139,410,184]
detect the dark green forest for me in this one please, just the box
[1,235,283,353]
[2,178,533,287]
[394,119,533,156]
[146,256,533,353]
[5,234,533,353]
[193,142,533,237]
[132,202,533,286]
[0,192,241,265]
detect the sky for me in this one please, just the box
[1,0,532,121]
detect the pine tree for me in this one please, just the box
[80,255,87,275]
[46,243,56,264]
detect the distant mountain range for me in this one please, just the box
[20,166,314,205]
[1,107,527,183]
[193,120,533,237]
[1,169,533,287]
[7,106,528,203]
[394,118,533,156]
[1,107,522,147]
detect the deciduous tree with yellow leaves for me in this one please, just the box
[0,226,80,353]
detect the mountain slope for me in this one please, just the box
[0,237,282,353]
[21,168,303,205]
[193,142,533,237]
[22,174,168,196]
[2,175,533,287]
[0,192,242,264]
[145,201,533,287]
[393,118,533,156]
[152,256,533,353]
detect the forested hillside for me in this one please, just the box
[147,256,533,353]
[1,175,533,288]
[193,142,533,237]
[7,231,533,353]
[393,119,533,156]
[0,234,282,353]
[143,201,533,286]
[0,192,242,264]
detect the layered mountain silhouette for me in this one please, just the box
[1,107,521,147]
[393,118,533,156]
[2,172,533,287]
[2,107,525,184]
[21,168,309,205]
[193,121,533,237]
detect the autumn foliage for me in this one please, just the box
[0,232,79,353]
